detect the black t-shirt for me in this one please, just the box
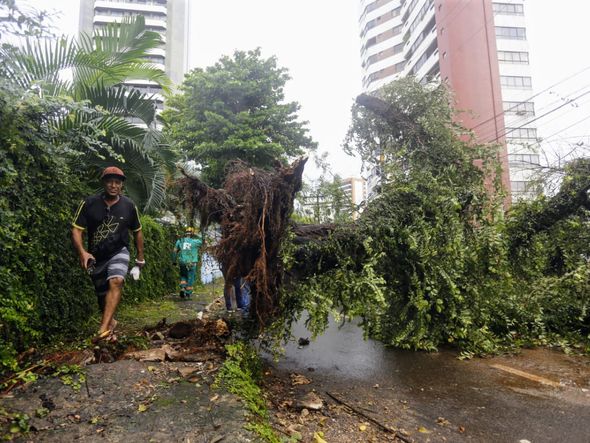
[72,193,142,260]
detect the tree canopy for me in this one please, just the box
[163,48,317,187]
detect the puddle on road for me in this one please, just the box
[275,314,590,405]
[267,315,590,442]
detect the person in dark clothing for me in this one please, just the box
[71,166,145,341]
[224,277,251,314]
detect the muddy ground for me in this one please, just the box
[2,359,250,443]
[0,294,255,443]
[2,293,590,443]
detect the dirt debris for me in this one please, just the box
[0,311,253,442]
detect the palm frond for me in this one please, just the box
[76,16,170,92]
[76,83,157,125]
[0,36,78,91]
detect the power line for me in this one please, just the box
[541,113,590,142]
[472,64,590,133]
[478,85,590,143]
[476,81,590,143]
[490,87,590,143]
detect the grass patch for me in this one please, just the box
[117,298,186,333]
[117,281,222,334]
[214,343,289,443]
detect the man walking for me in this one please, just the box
[173,227,203,298]
[71,166,145,341]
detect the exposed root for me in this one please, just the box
[177,158,307,328]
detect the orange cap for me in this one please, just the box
[101,166,126,181]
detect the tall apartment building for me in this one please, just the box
[359,0,539,201]
[340,177,367,219]
[79,0,189,115]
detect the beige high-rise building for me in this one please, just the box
[340,177,367,219]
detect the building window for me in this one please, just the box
[409,41,437,75]
[510,180,539,193]
[403,0,420,20]
[361,0,395,20]
[407,0,433,35]
[366,60,406,84]
[506,127,538,140]
[365,42,406,67]
[360,6,401,37]
[503,101,535,117]
[495,26,526,40]
[508,154,540,164]
[498,50,529,64]
[493,3,524,15]
[500,75,532,88]
[364,25,402,51]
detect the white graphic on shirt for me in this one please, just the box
[92,216,120,246]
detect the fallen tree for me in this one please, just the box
[176,78,590,355]
[177,158,307,326]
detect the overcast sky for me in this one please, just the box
[19,0,590,178]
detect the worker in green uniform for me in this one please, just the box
[173,227,203,298]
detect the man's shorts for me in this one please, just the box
[91,247,130,310]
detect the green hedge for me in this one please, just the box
[125,216,178,303]
[0,87,177,372]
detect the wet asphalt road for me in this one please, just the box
[269,316,590,443]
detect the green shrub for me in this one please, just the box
[0,86,177,372]
[124,216,178,303]
[0,87,93,371]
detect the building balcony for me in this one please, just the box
[409,47,438,82]
[145,18,167,29]
[147,48,166,57]
[403,22,436,69]
[94,1,167,15]
[124,78,163,87]
[94,14,166,28]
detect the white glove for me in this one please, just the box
[129,265,141,281]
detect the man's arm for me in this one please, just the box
[71,227,94,269]
[134,229,145,265]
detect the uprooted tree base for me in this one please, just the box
[177,158,307,328]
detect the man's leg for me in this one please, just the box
[97,248,129,335]
[235,278,251,313]
[179,264,188,297]
[185,264,196,297]
[99,277,123,334]
[234,278,251,312]
[224,280,234,310]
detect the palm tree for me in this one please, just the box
[0,16,174,212]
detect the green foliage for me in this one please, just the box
[124,216,178,304]
[214,343,265,415]
[8,412,30,437]
[280,78,590,355]
[295,175,354,223]
[280,79,504,353]
[214,342,280,442]
[0,85,177,372]
[281,237,386,340]
[0,85,93,371]
[52,364,86,392]
[163,48,316,187]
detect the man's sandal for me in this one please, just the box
[91,329,117,344]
